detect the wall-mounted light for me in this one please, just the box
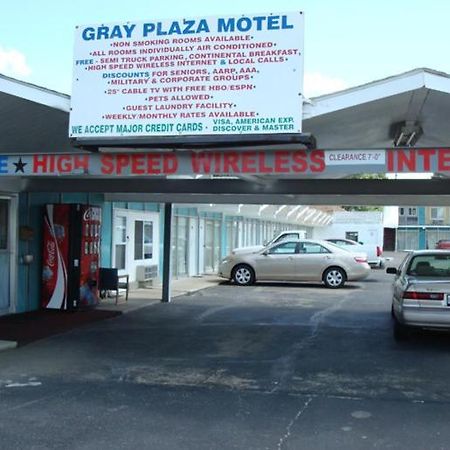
[390,121,423,147]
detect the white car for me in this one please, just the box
[325,238,384,268]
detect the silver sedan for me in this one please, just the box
[387,250,450,339]
[218,239,370,288]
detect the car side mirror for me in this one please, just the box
[262,250,269,256]
[386,267,398,275]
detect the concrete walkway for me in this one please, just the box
[98,274,223,313]
[0,340,17,351]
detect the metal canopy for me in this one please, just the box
[1,68,450,205]
[9,178,450,206]
[303,68,450,148]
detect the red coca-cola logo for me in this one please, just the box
[47,240,56,267]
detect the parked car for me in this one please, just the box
[435,240,450,249]
[231,230,307,255]
[219,239,371,288]
[325,238,384,268]
[386,250,450,339]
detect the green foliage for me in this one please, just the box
[348,173,387,180]
[342,205,383,211]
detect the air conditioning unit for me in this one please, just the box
[136,265,158,287]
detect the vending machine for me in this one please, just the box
[41,204,102,310]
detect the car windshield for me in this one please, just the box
[407,254,450,277]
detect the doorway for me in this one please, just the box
[204,219,221,273]
[0,197,17,315]
[112,209,159,282]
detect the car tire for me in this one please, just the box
[232,264,255,286]
[393,317,409,341]
[323,267,346,288]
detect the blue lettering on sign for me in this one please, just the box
[81,24,136,40]
[80,15,295,41]
[142,19,210,36]
[217,15,294,32]
[0,156,8,174]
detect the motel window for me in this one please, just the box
[134,220,153,260]
[431,207,444,220]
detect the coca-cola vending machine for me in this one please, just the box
[41,204,102,310]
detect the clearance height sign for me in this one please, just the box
[2,149,450,177]
[69,13,304,139]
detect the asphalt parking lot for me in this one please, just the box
[2,264,450,449]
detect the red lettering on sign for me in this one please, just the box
[116,154,130,174]
[191,152,213,173]
[386,149,394,172]
[100,155,114,174]
[147,154,161,174]
[57,155,72,173]
[74,155,90,172]
[274,151,290,173]
[310,150,325,172]
[223,152,239,173]
[417,149,435,171]
[291,150,308,173]
[131,154,145,174]
[163,154,178,174]
[258,152,273,173]
[241,152,257,173]
[438,149,450,171]
[397,150,416,171]
[33,155,48,173]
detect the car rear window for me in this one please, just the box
[407,255,450,277]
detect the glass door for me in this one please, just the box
[113,209,159,282]
[204,219,221,273]
[113,213,128,274]
[172,216,189,278]
[204,220,214,273]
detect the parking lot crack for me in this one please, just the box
[309,296,348,338]
[276,397,313,450]
[269,296,351,393]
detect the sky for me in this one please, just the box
[1,0,449,97]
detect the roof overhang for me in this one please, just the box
[2,68,450,206]
[303,68,450,148]
[0,74,76,154]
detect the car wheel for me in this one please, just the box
[323,267,346,288]
[232,264,255,286]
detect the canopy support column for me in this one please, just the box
[162,203,172,303]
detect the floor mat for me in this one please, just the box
[0,309,122,346]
